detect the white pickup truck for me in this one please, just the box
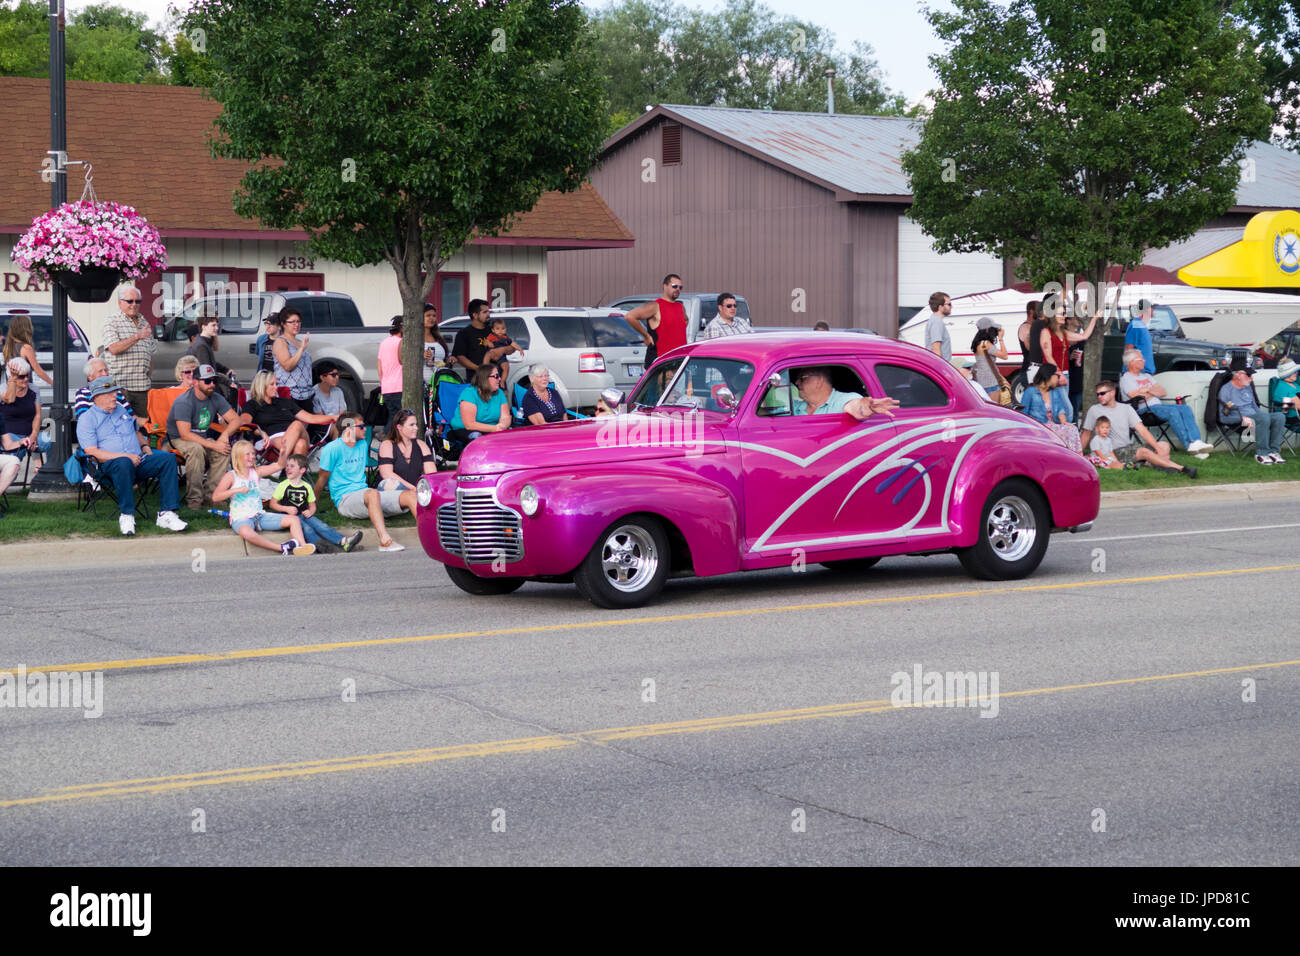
[151,290,388,409]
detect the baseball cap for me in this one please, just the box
[949,356,976,369]
[195,364,218,382]
[976,316,999,331]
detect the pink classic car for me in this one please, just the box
[416,333,1099,608]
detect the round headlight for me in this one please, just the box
[520,483,540,516]
[416,478,433,509]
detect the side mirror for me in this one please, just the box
[152,323,167,341]
[715,386,736,410]
[600,387,625,413]
[248,341,257,355]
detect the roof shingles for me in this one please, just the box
[0,78,632,246]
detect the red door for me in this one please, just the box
[265,272,324,292]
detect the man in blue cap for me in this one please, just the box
[76,376,188,535]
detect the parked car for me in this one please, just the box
[1257,323,1300,367]
[439,308,647,410]
[606,293,754,342]
[0,303,91,405]
[151,290,385,409]
[415,332,1099,608]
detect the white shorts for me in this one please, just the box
[336,488,405,519]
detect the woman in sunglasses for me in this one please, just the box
[449,364,511,444]
[1,356,50,462]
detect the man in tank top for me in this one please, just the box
[622,274,689,367]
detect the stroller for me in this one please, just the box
[425,367,469,469]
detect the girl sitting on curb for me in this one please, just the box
[212,440,315,555]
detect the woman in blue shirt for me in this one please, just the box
[451,364,511,442]
[1022,363,1082,454]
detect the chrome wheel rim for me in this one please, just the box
[986,494,1036,562]
[600,525,659,592]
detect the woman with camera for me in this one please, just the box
[971,318,1010,401]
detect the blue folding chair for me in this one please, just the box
[511,382,588,424]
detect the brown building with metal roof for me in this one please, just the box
[548,104,1300,334]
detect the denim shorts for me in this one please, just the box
[231,512,289,534]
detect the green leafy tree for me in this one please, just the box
[901,0,1271,412]
[0,0,47,77]
[1228,1,1300,150]
[187,0,608,418]
[587,0,905,133]
[67,4,166,83]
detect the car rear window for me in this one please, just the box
[535,315,589,349]
[296,298,333,330]
[590,315,640,347]
[873,363,949,408]
[328,298,363,329]
[700,297,751,323]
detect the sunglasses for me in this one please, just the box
[669,284,682,290]
[180,369,195,376]
[1096,389,1112,397]
[324,370,340,377]
[12,373,30,380]
[488,374,500,380]
[121,299,141,304]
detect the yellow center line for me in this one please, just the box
[7,563,1300,676]
[2,659,1295,809]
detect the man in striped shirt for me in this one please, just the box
[100,285,156,417]
[700,293,752,339]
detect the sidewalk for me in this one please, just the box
[3,481,1298,572]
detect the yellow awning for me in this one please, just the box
[1178,209,1300,287]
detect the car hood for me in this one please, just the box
[455,412,728,476]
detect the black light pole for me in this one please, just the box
[30,0,73,499]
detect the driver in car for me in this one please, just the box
[792,366,901,420]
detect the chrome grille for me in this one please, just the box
[436,503,462,556]
[441,488,524,563]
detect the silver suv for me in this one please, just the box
[151,290,385,409]
[440,308,647,410]
[607,293,754,342]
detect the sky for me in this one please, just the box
[90,0,951,107]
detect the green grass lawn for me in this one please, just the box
[0,485,416,542]
[1095,447,1300,490]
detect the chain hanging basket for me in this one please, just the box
[9,166,166,304]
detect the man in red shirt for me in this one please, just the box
[623,274,688,367]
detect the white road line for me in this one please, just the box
[1060,523,1300,543]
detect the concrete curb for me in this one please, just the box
[1099,480,1300,506]
[0,524,424,572]
[4,481,1299,572]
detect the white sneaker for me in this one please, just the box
[1255,454,1273,465]
[155,510,188,532]
[1189,440,1214,453]
[1269,453,1285,464]
[119,514,136,535]
[379,540,406,552]
[1193,452,1210,459]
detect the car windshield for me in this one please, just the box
[630,357,755,412]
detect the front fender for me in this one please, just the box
[493,466,743,577]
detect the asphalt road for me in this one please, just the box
[0,495,1296,866]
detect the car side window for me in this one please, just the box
[298,299,332,330]
[756,364,866,418]
[329,299,363,329]
[535,315,588,349]
[590,315,640,347]
[503,316,531,349]
[872,364,949,409]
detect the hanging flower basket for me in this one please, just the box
[47,267,125,303]
[10,199,168,303]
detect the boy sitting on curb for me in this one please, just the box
[269,453,363,554]
[213,440,315,556]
